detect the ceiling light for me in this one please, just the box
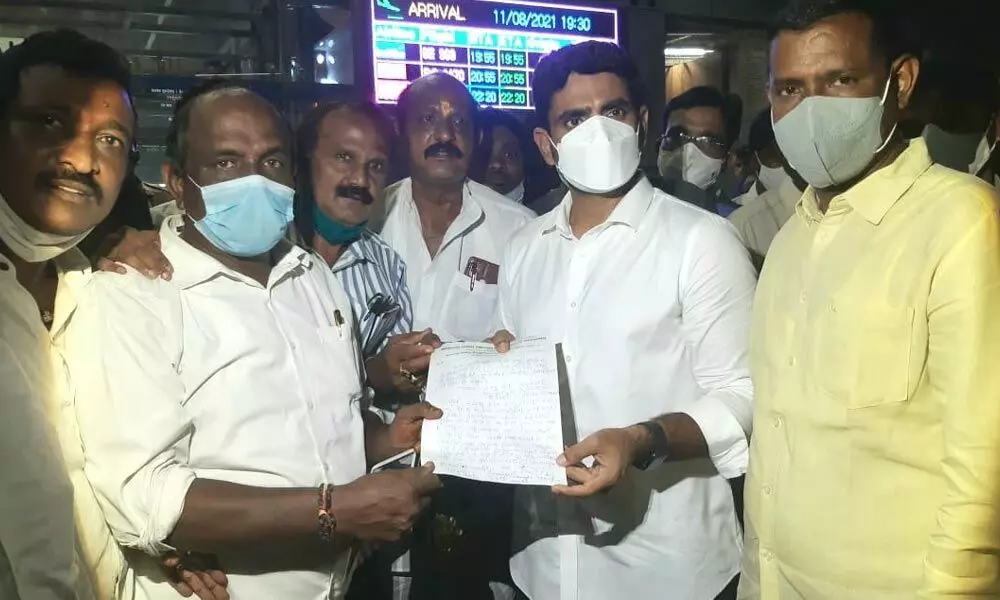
[663,47,714,58]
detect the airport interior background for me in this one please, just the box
[0,0,994,187]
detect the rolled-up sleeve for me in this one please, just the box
[65,272,196,556]
[678,218,757,479]
[920,198,1000,598]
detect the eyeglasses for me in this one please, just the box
[658,129,729,159]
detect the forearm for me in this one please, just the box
[169,479,351,555]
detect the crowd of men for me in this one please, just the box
[2,0,1000,599]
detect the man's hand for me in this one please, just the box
[488,329,515,353]
[162,553,229,599]
[369,329,442,392]
[552,426,648,498]
[388,401,443,450]
[333,464,442,542]
[97,227,173,280]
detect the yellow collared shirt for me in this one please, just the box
[740,139,1000,599]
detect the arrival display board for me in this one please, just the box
[370,0,619,110]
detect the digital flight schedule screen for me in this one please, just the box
[370,0,620,110]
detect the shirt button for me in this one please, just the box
[565,355,573,363]
[829,303,837,313]
[773,416,782,428]
[307,401,315,410]
[787,357,796,367]
[569,301,577,309]
[763,484,773,496]
[762,549,774,562]
[799,292,807,304]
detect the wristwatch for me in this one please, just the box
[631,420,669,471]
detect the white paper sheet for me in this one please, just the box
[420,339,566,486]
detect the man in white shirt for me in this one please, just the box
[372,73,534,600]
[64,82,442,600]
[0,30,229,600]
[490,41,756,600]
[729,109,806,264]
[376,73,535,343]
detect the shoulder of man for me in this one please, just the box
[467,179,537,222]
[729,188,779,229]
[910,164,1000,231]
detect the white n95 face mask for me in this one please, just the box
[773,76,896,189]
[971,132,997,176]
[757,162,789,192]
[680,143,724,190]
[657,145,724,190]
[550,116,641,194]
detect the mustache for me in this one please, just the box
[424,142,463,160]
[36,170,102,201]
[335,185,375,205]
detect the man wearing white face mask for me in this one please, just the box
[64,81,443,600]
[729,108,805,263]
[487,41,756,600]
[740,1,1000,598]
[656,86,737,215]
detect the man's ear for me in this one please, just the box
[893,54,920,112]
[533,127,557,167]
[163,162,183,205]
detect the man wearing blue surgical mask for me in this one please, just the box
[487,40,756,600]
[741,0,1000,598]
[63,81,443,599]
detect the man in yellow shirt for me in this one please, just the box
[740,1,1000,599]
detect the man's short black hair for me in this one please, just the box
[293,101,397,244]
[0,29,133,121]
[663,86,728,129]
[748,108,775,154]
[769,0,913,65]
[532,41,645,130]
[164,78,265,170]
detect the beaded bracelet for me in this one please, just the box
[317,483,337,542]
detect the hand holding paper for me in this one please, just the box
[420,338,566,486]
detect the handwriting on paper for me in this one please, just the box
[420,339,566,486]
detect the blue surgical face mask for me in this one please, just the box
[188,174,295,257]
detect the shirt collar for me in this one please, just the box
[161,214,313,290]
[546,177,655,239]
[397,178,486,249]
[332,229,377,273]
[796,138,934,226]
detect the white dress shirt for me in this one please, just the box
[0,249,98,600]
[498,178,756,600]
[728,178,802,258]
[65,215,367,600]
[378,178,534,342]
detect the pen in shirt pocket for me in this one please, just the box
[334,309,346,339]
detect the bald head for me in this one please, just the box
[398,73,479,187]
[164,84,293,219]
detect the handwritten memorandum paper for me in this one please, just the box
[420,339,567,486]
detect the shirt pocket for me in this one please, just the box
[316,324,364,401]
[816,300,915,409]
[442,270,499,341]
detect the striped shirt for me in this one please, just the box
[327,229,413,359]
